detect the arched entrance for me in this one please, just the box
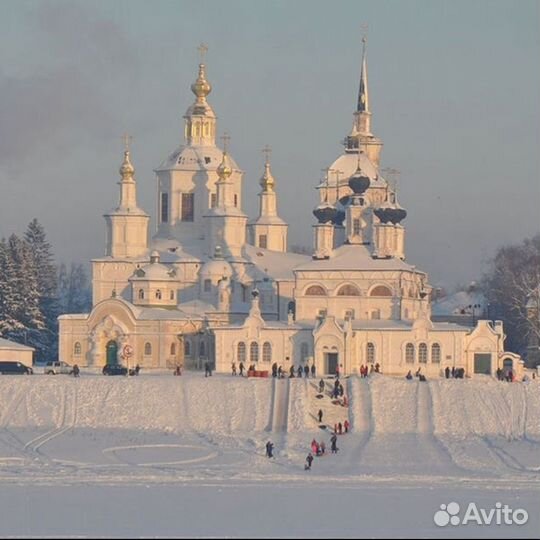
[503,358,514,376]
[106,340,119,366]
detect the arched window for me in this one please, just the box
[405,343,415,363]
[305,285,327,296]
[199,341,206,358]
[73,342,82,356]
[288,301,296,317]
[144,342,152,356]
[369,285,393,297]
[237,342,246,363]
[138,289,144,300]
[366,342,376,364]
[156,289,162,300]
[431,343,441,363]
[170,290,175,301]
[250,341,259,363]
[419,343,428,363]
[337,284,361,296]
[300,342,309,362]
[170,343,176,356]
[263,342,272,363]
[184,340,192,357]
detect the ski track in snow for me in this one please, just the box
[0,375,538,486]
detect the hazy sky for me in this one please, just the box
[0,0,538,289]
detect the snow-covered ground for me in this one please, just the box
[0,373,538,538]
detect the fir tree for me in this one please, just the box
[0,238,24,335]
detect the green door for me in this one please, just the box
[326,353,339,375]
[106,340,118,366]
[474,353,491,375]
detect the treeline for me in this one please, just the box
[0,219,91,361]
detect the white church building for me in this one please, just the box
[59,43,522,378]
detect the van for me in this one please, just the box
[0,361,33,375]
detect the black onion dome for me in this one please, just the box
[313,203,337,224]
[332,208,346,225]
[387,206,407,224]
[348,168,371,195]
[374,207,393,224]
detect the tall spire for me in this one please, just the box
[357,36,369,113]
[260,145,275,192]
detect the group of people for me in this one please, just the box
[359,363,380,377]
[444,366,465,379]
[406,368,427,382]
[305,430,342,470]
[496,367,514,382]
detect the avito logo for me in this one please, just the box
[434,502,528,527]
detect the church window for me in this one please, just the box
[405,343,415,363]
[73,342,82,356]
[337,284,360,296]
[138,289,144,300]
[156,289,162,300]
[419,343,428,363]
[161,193,169,223]
[144,342,152,356]
[366,342,376,364]
[210,193,217,208]
[263,342,272,363]
[250,342,259,363]
[370,285,392,297]
[234,194,238,207]
[431,343,441,364]
[305,285,327,296]
[170,343,176,356]
[199,342,206,358]
[237,342,246,363]
[300,342,309,362]
[259,235,267,249]
[204,279,211,293]
[353,219,361,235]
[184,340,192,357]
[181,193,195,222]
[170,290,175,301]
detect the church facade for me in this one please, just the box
[59,43,522,378]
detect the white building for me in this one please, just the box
[59,42,522,378]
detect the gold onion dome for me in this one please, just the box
[191,63,212,100]
[217,152,233,179]
[119,150,135,179]
[260,162,275,191]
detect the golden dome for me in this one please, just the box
[259,162,275,191]
[217,151,233,179]
[191,63,212,100]
[119,150,135,179]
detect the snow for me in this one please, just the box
[0,373,538,537]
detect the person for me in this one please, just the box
[419,374,427,382]
[338,383,344,397]
[232,362,237,376]
[134,364,141,375]
[289,365,295,378]
[330,433,339,454]
[317,409,323,423]
[335,365,340,379]
[297,365,303,378]
[72,364,80,377]
[374,363,381,373]
[305,453,314,470]
[265,441,274,458]
[320,441,326,455]
[451,366,456,378]
[204,361,212,377]
[311,439,319,455]
[445,366,451,379]
[338,422,343,435]
[344,419,350,433]
[318,379,325,393]
[311,364,316,378]
[174,365,182,376]
[239,361,245,377]
[406,370,413,380]
[302,365,308,379]
[278,365,283,379]
[272,362,278,378]
[415,367,421,378]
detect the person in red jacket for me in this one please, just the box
[344,419,350,433]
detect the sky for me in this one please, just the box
[0,0,538,289]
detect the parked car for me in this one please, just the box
[102,364,128,376]
[44,361,73,375]
[0,361,33,375]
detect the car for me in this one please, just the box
[0,361,33,375]
[102,364,128,376]
[44,361,73,375]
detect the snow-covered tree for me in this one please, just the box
[0,238,24,335]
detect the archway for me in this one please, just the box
[106,340,119,366]
[503,357,514,376]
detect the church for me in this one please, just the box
[58,42,522,378]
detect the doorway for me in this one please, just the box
[106,340,118,366]
[474,353,491,375]
[326,353,339,375]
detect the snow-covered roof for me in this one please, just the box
[295,244,415,273]
[242,244,310,281]
[0,337,35,351]
[155,145,241,173]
